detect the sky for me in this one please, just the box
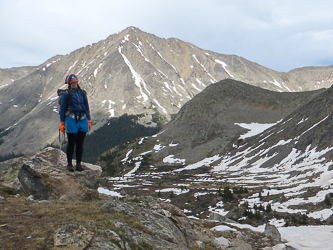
[1,0,333,72]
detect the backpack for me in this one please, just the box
[57,89,69,106]
[57,88,88,106]
[57,89,72,116]
[57,88,88,116]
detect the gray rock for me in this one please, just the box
[104,229,121,242]
[229,233,252,250]
[17,147,101,201]
[89,237,121,250]
[225,206,246,221]
[195,240,205,249]
[101,198,188,247]
[264,223,281,242]
[214,236,230,249]
[54,224,94,250]
[209,212,225,222]
[114,220,189,250]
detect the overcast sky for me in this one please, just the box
[1,0,333,72]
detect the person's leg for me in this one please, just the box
[75,131,87,171]
[66,133,78,171]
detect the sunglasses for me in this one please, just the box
[70,75,76,79]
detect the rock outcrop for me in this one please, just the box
[17,147,102,201]
[50,195,284,250]
[54,224,94,250]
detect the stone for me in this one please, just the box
[209,212,225,222]
[214,236,230,249]
[225,206,246,221]
[105,229,121,242]
[230,233,252,250]
[101,198,188,247]
[54,224,94,250]
[196,240,205,249]
[17,147,101,201]
[89,237,121,250]
[264,223,281,242]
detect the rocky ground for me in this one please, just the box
[0,147,290,250]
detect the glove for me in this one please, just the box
[88,120,91,131]
[60,121,65,133]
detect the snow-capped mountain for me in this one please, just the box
[0,26,333,158]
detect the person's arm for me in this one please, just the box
[59,91,69,122]
[83,90,91,120]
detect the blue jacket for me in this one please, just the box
[60,88,91,122]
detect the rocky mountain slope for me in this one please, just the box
[96,78,333,228]
[1,26,333,158]
[98,79,325,170]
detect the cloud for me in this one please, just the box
[1,0,333,71]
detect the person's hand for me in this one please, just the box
[60,122,65,133]
[88,120,91,131]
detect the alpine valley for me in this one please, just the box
[1,26,333,249]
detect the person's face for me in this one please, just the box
[69,75,78,84]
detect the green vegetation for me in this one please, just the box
[0,191,157,250]
[324,195,332,206]
[218,186,234,200]
[82,114,161,163]
[233,186,249,194]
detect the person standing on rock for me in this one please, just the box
[59,74,91,172]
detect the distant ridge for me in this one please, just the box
[97,78,325,171]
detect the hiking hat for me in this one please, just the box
[65,74,76,84]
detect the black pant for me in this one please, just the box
[66,131,87,166]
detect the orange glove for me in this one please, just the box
[60,121,65,133]
[88,120,91,131]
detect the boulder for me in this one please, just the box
[101,198,188,247]
[100,196,216,249]
[229,233,253,250]
[225,206,246,221]
[264,223,281,242]
[209,212,225,222]
[214,236,230,249]
[17,147,101,201]
[54,224,94,250]
[89,237,121,250]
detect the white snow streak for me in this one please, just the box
[192,54,217,82]
[119,46,150,102]
[157,52,178,74]
[153,99,167,114]
[94,63,103,77]
[215,59,234,78]
[68,60,78,72]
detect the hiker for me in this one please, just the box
[59,74,91,171]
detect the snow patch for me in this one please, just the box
[215,59,234,78]
[235,122,277,139]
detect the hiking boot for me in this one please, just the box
[67,164,74,172]
[76,163,84,171]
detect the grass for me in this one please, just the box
[0,196,101,249]
[0,191,147,250]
